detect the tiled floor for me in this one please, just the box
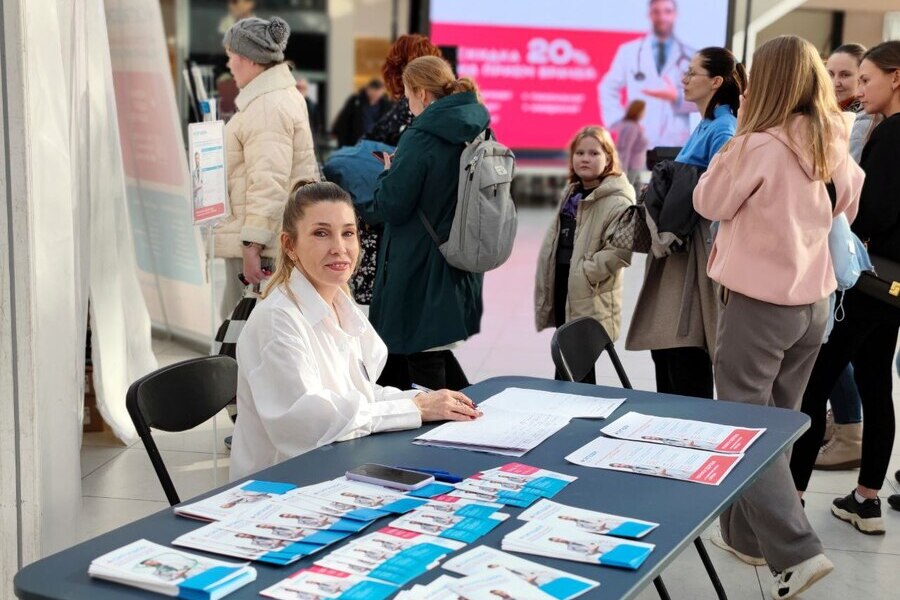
[81,207,900,599]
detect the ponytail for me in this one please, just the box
[698,47,746,120]
[403,56,481,103]
[263,180,357,303]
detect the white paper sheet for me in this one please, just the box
[601,412,765,454]
[565,436,743,486]
[480,387,626,419]
[414,408,571,455]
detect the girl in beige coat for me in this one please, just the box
[215,16,319,318]
[534,126,634,382]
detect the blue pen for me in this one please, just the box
[411,383,434,393]
[394,465,464,484]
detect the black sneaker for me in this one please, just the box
[831,491,885,535]
[889,494,900,512]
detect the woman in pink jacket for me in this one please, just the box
[693,36,864,600]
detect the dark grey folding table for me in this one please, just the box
[14,376,809,600]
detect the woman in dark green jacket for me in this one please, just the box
[358,56,490,390]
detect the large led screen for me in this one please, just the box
[430,0,731,150]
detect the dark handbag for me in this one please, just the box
[608,204,652,254]
[855,254,900,309]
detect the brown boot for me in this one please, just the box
[822,409,835,444]
[814,422,862,470]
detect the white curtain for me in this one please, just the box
[88,0,159,444]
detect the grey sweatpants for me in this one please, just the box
[715,290,827,571]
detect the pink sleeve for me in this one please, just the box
[693,139,761,222]
[832,153,864,224]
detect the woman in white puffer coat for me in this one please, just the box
[215,16,319,317]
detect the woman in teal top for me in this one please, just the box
[626,47,746,400]
[359,56,489,391]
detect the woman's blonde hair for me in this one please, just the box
[401,56,480,102]
[736,35,841,180]
[263,180,359,303]
[567,126,622,184]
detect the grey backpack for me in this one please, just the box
[418,128,517,273]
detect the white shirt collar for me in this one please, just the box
[287,269,367,337]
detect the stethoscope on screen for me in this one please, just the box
[633,36,691,82]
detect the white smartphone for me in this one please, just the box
[345,464,435,491]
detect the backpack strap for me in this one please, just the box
[418,210,441,246]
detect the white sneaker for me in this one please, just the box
[770,554,834,599]
[710,529,766,566]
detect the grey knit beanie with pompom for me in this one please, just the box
[223,16,290,65]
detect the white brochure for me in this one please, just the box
[518,499,658,539]
[502,521,655,570]
[449,568,558,600]
[174,480,296,522]
[566,436,743,486]
[443,546,599,600]
[480,387,626,419]
[601,411,765,454]
[88,539,255,597]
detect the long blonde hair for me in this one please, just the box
[402,56,480,102]
[736,36,841,180]
[567,126,622,184]
[263,180,359,303]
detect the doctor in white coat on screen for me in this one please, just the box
[600,0,695,148]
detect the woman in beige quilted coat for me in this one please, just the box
[215,16,319,317]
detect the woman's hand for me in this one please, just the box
[382,153,393,170]
[414,389,482,422]
[242,243,266,284]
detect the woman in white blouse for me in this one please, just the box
[230,181,481,481]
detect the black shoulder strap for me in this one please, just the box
[418,210,441,246]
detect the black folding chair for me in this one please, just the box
[551,317,728,600]
[126,355,238,506]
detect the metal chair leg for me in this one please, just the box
[654,575,672,600]
[694,537,728,599]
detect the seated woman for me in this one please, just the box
[230,181,481,481]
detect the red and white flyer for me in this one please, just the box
[565,436,743,486]
[600,412,765,454]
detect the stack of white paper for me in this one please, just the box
[480,387,626,420]
[414,407,571,456]
[443,546,600,600]
[88,539,255,599]
[502,521,655,570]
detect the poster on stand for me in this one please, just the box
[188,121,229,225]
